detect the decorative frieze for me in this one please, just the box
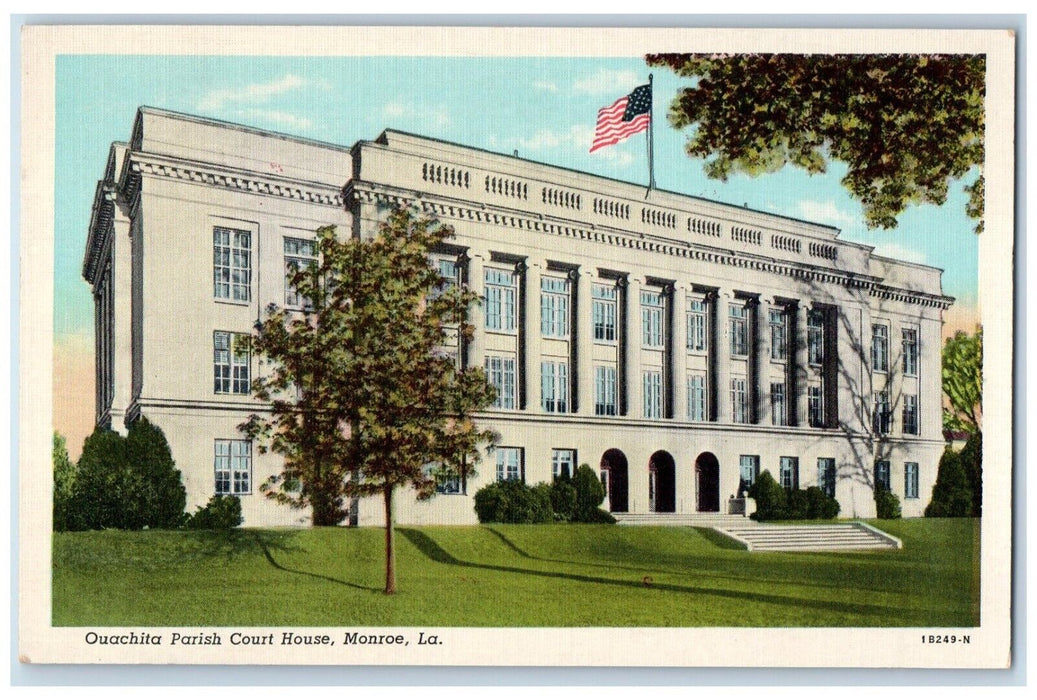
[641,207,677,229]
[688,217,722,237]
[542,186,582,210]
[593,197,630,220]
[809,242,838,261]
[485,175,528,200]
[731,226,763,246]
[422,161,471,189]
[771,233,801,254]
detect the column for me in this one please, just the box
[625,276,643,417]
[715,290,731,423]
[575,267,594,415]
[758,297,773,426]
[793,301,809,427]
[746,296,761,424]
[463,250,486,371]
[522,259,543,413]
[110,213,134,432]
[706,289,720,422]
[672,285,688,420]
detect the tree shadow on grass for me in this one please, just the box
[249,531,381,592]
[399,528,901,621]
[481,526,902,595]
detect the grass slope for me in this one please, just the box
[53,519,979,627]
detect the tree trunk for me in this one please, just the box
[383,483,397,595]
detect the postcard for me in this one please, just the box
[19,24,1014,668]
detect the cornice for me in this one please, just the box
[870,284,955,310]
[120,151,346,208]
[346,181,905,298]
[82,181,116,283]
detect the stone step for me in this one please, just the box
[715,522,901,552]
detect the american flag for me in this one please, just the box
[589,84,652,153]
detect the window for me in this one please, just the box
[541,360,569,413]
[541,276,570,338]
[687,299,707,352]
[284,237,317,308]
[643,370,662,419]
[808,385,824,427]
[817,457,836,498]
[873,391,891,435]
[731,377,748,424]
[904,462,919,499]
[903,394,919,435]
[769,308,787,361]
[902,328,919,376]
[807,309,824,365]
[214,439,251,495]
[423,462,462,495]
[485,268,517,332]
[485,355,516,409]
[729,304,748,356]
[214,226,252,302]
[495,447,523,482]
[594,365,617,416]
[641,290,664,347]
[592,284,617,342]
[431,257,459,300]
[552,449,576,480]
[770,382,787,426]
[875,460,891,492]
[739,455,759,490]
[872,324,889,373]
[214,331,250,394]
[779,456,799,490]
[687,374,706,422]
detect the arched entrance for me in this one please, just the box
[695,452,720,512]
[600,448,628,513]
[649,450,676,513]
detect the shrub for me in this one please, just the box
[473,480,552,524]
[186,495,243,530]
[786,488,810,520]
[874,488,902,519]
[125,418,188,529]
[960,432,982,517]
[572,464,606,521]
[583,507,618,524]
[73,428,133,530]
[805,486,841,519]
[53,432,81,532]
[549,478,577,522]
[926,448,973,517]
[748,470,787,521]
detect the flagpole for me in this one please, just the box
[646,73,656,199]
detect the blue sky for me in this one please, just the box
[55,54,980,340]
[53,54,980,447]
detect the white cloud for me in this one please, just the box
[869,242,928,265]
[238,109,313,131]
[533,79,559,92]
[573,69,642,95]
[492,124,635,170]
[382,102,449,128]
[795,199,858,229]
[197,74,310,111]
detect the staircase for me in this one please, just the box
[716,522,902,552]
[615,512,756,528]
[614,513,902,552]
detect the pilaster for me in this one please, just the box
[672,285,688,420]
[626,275,644,417]
[575,267,594,415]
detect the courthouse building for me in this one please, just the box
[83,107,952,526]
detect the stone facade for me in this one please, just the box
[84,107,951,526]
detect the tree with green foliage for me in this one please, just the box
[243,208,497,594]
[125,418,188,529]
[925,448,973,517]
[942,327,983,434]
[959,431,983,517]
[645,53,985,232]
[71,420,187,530]
[53,432,79,531]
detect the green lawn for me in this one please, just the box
[52,519,979,627]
